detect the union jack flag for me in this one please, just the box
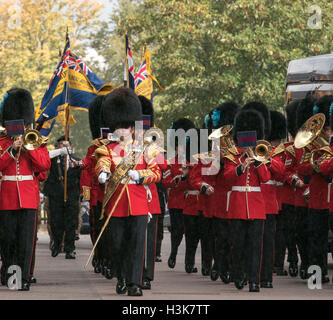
[134,60,148,88]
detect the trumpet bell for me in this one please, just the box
[23,129,44,150]
[294,113,326,149]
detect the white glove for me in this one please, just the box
[39,192,45,202]
[98,172,110,184]
[148,212,152,223]
[49,147,68,159]
[128,170,140,182]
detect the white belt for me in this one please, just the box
[186,190,200,196]
[275,182,283,186]
[232,186,261,192]
[2,175,34,181]
[262,180,276,185]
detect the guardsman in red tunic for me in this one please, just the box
[95,88,161,297]
[224,109,270,292]
[273,100,302,276]
[203,101,241,283]
[163,118,195,270]
[79,95,111,277]
[138,95,168,291]
[0,88,51,291]
[259,110,286,288]
[297,96,333,284]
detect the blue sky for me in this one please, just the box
[97,0,117,21]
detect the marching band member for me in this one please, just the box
[95,88,161,297]
[260,110,286,288]
[0,88,50,291]
[297,95,333,284]
[223,109,270,292]
[163,118,195,270]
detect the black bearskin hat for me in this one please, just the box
[296,95,316,132]
[267,110,287,142]
[169,118,196,149]
[314,95,333,128]
[206,101,241,130]
[285,100,299,138]
[138,95,154,127]
[89,95,106,140]
[243,101,271,139]
[2,88,34,125]
[102,88,142,132]
[233,109,265,143]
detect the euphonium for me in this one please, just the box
[208,125,238,153]
[294,113,332,172]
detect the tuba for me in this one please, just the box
[208,125,238,154]
[294,113,332,172]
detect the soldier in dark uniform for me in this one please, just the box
[43,136,81,259]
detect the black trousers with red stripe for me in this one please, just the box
[230,219,264,284]
[143,214,158,281]
[108,215,147,286]
[169,208,184,258]
[0,210,37,282]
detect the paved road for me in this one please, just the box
[1,229,333,300]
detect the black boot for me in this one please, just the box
[221,271,232,284]
[185,264,198,273]
[28,276,37,284]
[249,282,260,292]
[168,254,176,269]
[116,278,127,294]
[260,281,273,288]
[18,280,30,291]
[210,268,219,281]
[142,278,151,290]
[128,284,143,296]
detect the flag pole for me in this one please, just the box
[124,34,129,88]
[64,28,70,203]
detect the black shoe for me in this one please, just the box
[185,265,198,273]
[276,268,288,276]
[92,256,97,268]
[202,267,211,276]
[168,255,176,269]
[155,256,162,262]
[289,262,298,277]
[128,284,143,296]
[105,268,113,280]
[260,281,273,288]
[65,251,76,259]
[221,271,232,284]
[249,282,260,292]
[210,269,219,281]
[142,279,151,290]
[28,276,37,284]
[18,281,30,291]
[94,263,102,274]
[51,247,60,257]
[116,278,127,294]
[300,266,308,280]
[234,279,245,290]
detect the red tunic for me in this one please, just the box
[0,135,50,210]
[162,157,187,210]
[223,149,270,220]
[298,146,330,210]
[95,141,162,217]
[260,153,285,215]
[80,140,106,206]
[319,146,333,212]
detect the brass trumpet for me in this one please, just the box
[23,129,45,150]
[245,140,272,162]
